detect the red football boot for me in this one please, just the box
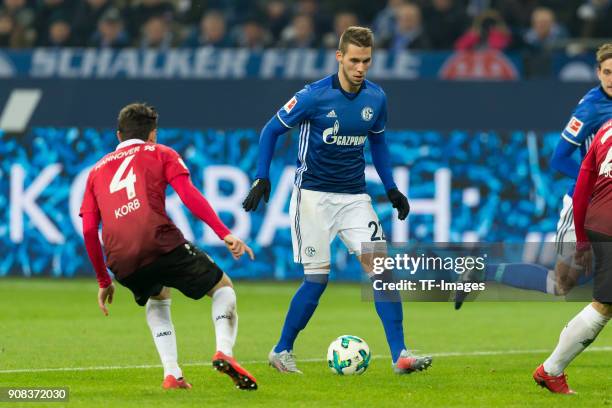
[162,375,192,389]
[212,351,258,390]
[533,365,575,394]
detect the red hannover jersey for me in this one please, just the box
[80,141,189,279]
[573,119,612,244]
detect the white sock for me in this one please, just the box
[211,286,238,356]
[543,304,609,376]
[546,270,557,295]
[146,298,182,378]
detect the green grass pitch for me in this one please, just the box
[1,279,611,407]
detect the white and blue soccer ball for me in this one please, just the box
[327,335,371,375]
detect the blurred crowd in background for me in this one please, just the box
[0,0,609,51]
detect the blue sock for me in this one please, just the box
[371,272,406,363]
[485,263,550,293]
[274,274,328,353]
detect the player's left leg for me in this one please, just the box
[207,273,257,390]
[207,274,238,358]
[534,300,610,394]
[116,251,191,389]
[454,262,559,310]
[270,265,329,374]
[543,301,611,374]
[458,197,589,310]
[336,193,432,374]
[535,230,612,394]
[269,188,333,373]
[146,287,191,389]
[157,242,256,390]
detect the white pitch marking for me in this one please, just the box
[0,346,611,374]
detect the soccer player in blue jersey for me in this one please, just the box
[533,43,612,394]
[455,43,612,309]
[242,26,432,374]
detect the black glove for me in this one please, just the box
[387,188,410,220]
[242,178,271,211]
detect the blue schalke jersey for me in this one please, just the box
[561,86,612,194]
[276,74,387,194]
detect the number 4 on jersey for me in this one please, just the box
[110,156,137,199]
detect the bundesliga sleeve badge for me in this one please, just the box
[283,97,298,113]
[565,116,583,137]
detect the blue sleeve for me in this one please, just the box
[370,92,387,134]
[276,86,315,129]
[369,131,397,191]
[561,101,594,146]
[255,115,290,179]
[551,137,581,179]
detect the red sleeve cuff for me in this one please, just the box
[98,276,112,288]
[576,241,591,252]
[217,228,231,241]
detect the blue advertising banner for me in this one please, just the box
[0,48,522,80]
[554,53,598,82]
[0,127,569,281]
[0,79,592,130]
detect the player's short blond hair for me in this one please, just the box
[596,43,612,67]
[338,26,373,54]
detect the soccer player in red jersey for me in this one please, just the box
[80,103,257,390]
[534,119,612,394]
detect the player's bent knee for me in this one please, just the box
[592,301,612,318]
[304,263,330,275]
[150,286,171,300]
[207,273,233,297]
[304,268,330,275]
[555,281,575,296]
[600,303,612,318]
[358,252,388,275]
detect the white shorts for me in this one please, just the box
[555,194,576,257]
[289,188,385,269]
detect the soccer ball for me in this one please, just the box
[327,335,371,375]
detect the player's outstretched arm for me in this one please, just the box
[243,178,271,211]
[369,132,410,220]
[572,152,597,275]
[97,284,115,317]
[243,116,289,211]
[170,174,231,239]
[82,211,114,315]
[386,188,410,221]
[171,175,255,261]
[223,234,255,260]
[551,138,581,179]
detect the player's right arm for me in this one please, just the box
[551,139,581,179]
[572,134,599,274]
[368,91,409,220]
[572,147,597,248]
[242,87,314,211]
[80,173,115,316]
[162,147,254,260]
[551,102,594,179]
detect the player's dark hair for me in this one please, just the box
[597,43,612,67]
[117,103,158,141]
[338,26,373,54]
